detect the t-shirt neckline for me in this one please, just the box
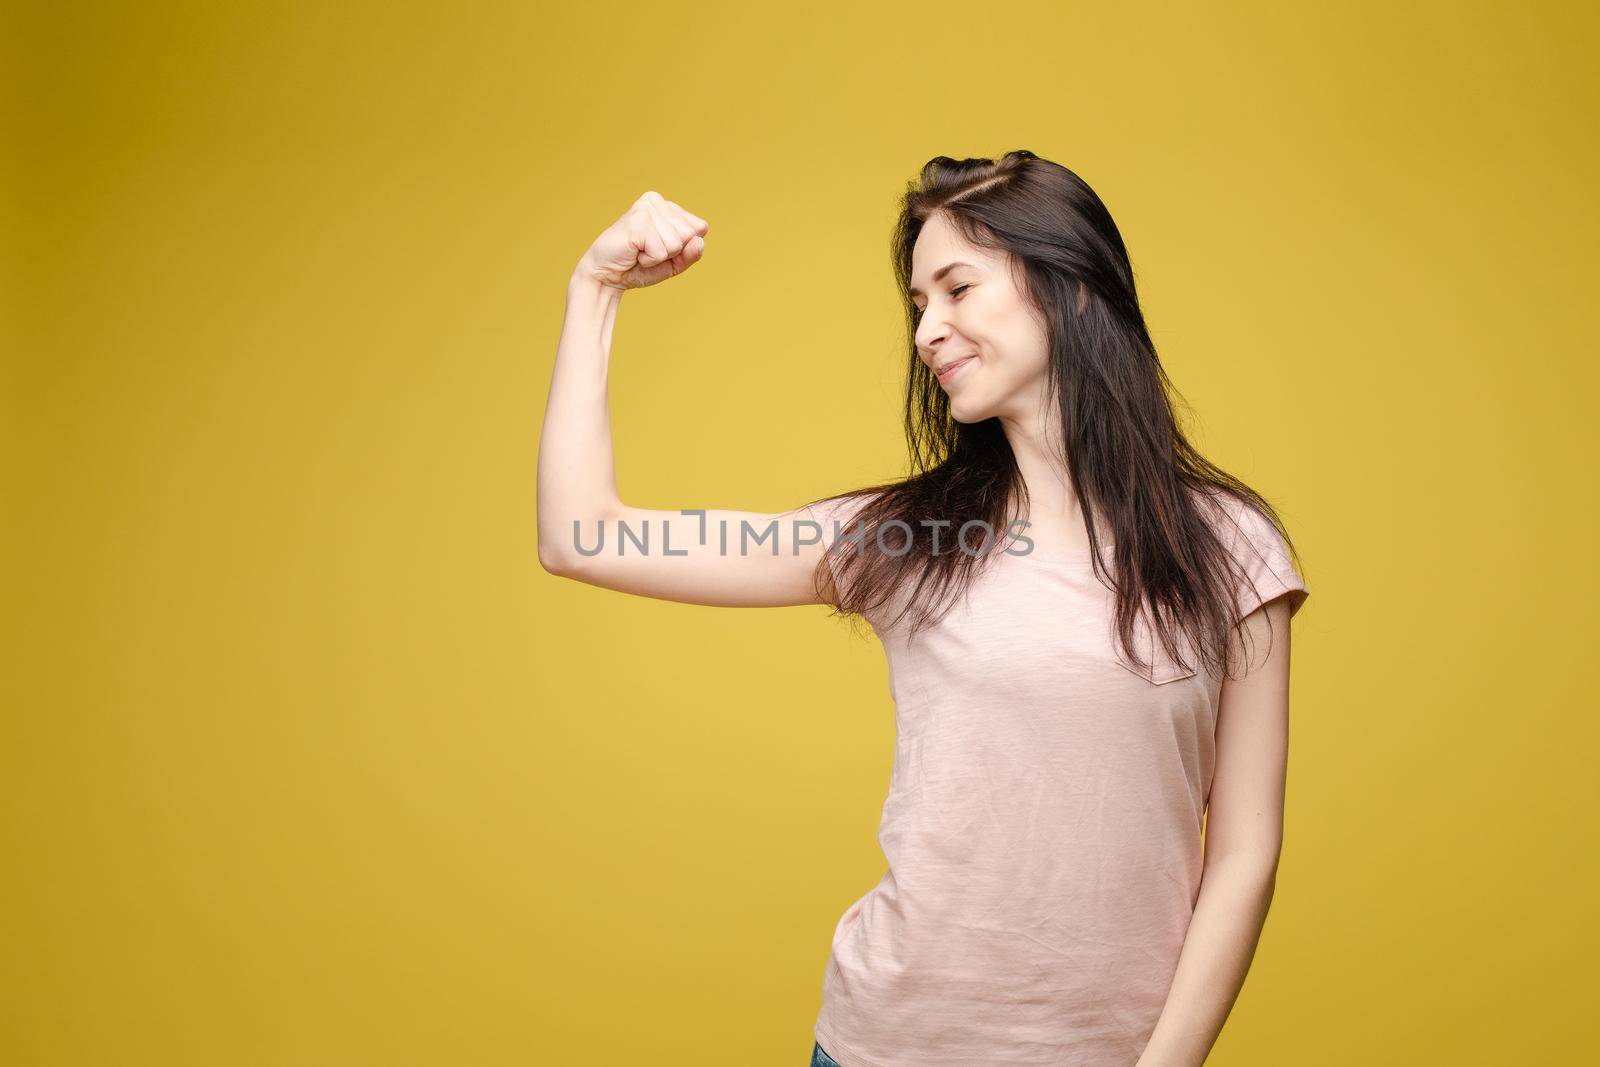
[991,534,1114,565]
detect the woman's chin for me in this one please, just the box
[947,398,989,424]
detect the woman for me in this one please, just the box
[538,150,1309,1067]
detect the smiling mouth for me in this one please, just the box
[935,356,976,383]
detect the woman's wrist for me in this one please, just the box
[568,258,624,299]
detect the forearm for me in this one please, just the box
[1135,854,1278,1066]
[537,269,625,564]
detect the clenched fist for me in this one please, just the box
[577,191,709,291]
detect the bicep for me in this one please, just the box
[1205,595,1295,868]
[541,503,832,609]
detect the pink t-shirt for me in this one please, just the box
[800,490,1309,1066]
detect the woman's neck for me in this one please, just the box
[999,408,1112,550]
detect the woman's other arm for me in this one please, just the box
[1135,597,1294,1066]
[536,192,832,609]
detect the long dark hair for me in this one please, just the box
[806,149,1303,680]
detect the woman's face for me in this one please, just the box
[910,212,1051,424]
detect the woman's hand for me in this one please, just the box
[576,190,709,291]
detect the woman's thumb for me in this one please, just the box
[676,235,706,270]
[649,235,705,284]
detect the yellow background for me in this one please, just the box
[6,1,1596,1063]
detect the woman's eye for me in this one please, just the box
[912,284,972,319]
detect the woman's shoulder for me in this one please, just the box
[1190,484,1289,547]
[800,486,899,538]
[1189,484,1308,620]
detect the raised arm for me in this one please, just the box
[536,191,834,609]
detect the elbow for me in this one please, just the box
[537,532,577,577]
[537,503,619,578]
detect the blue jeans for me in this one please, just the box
[810,1040,843,1067]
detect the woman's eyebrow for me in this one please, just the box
[908,261,975,299]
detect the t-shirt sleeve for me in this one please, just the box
[799,492,884,628]
[1216,495,1310,624]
